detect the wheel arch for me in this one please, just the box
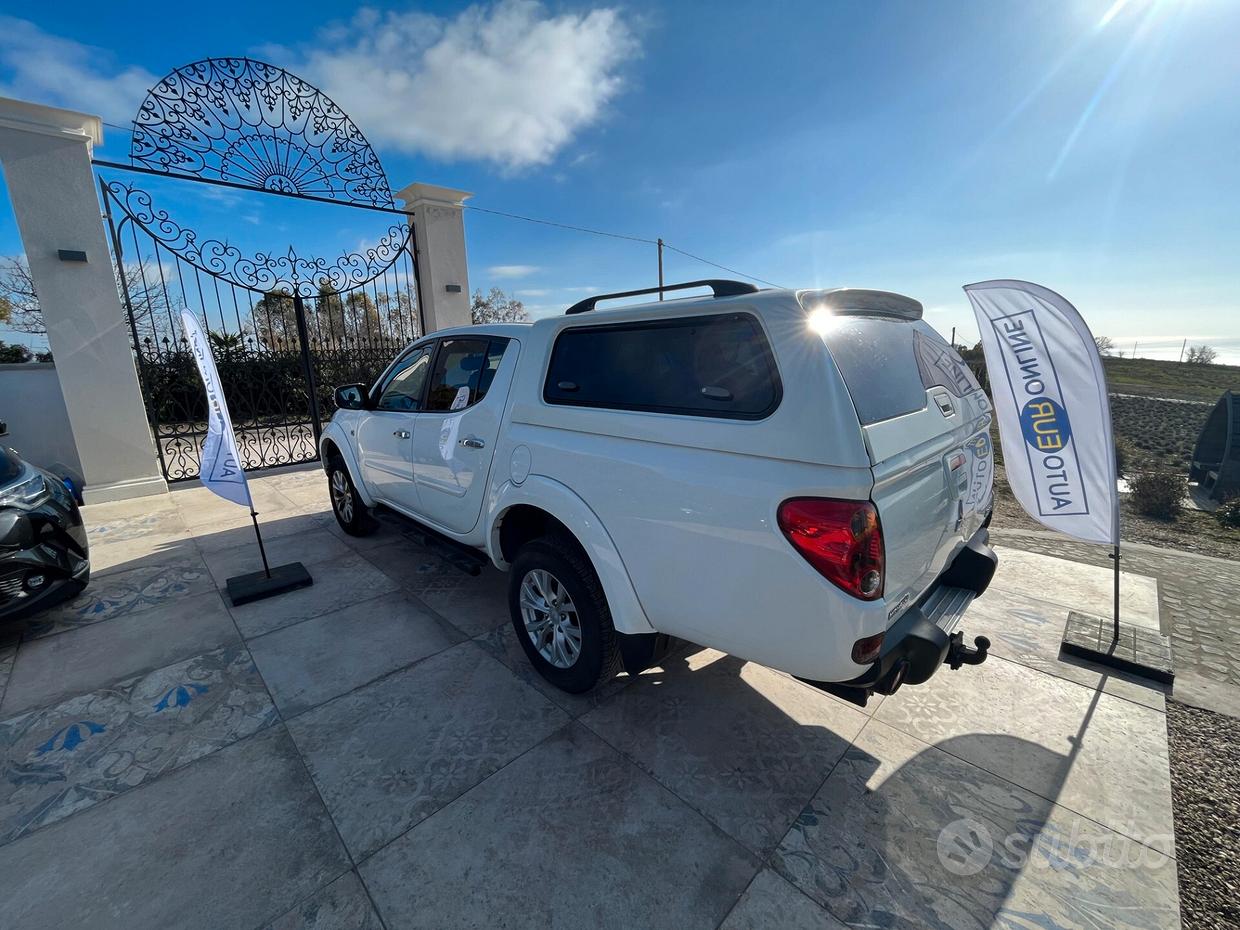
[488,477,655,635]
[319,423,375,507]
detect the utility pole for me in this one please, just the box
[657,238,664,300]
[1178,338,1187,363]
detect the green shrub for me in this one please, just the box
[1130,470,1184,520]
[1114,439,1134,479]
[1215,498,1240,530]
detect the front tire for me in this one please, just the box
[328,460,378,536]
[508,535,621,693]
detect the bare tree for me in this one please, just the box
[250,292,299,351]
[0,255,180,342]
[0,257,39,334]
[471,287,529,325]
[1093,335,1115,356]
[1185,344,1219,365]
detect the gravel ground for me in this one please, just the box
[1166,700,1240,930]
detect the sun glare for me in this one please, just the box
[1098,0,1134,28]
[807,307,843,336]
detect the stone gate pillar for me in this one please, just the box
[0,96,166,503]
[395,182,473,333]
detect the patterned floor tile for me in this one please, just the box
[874,655,1175,846]
[361,540,510,638]
[25,551,214,638]
[191,511,333,555]
[248,591,462,717]
[287,641,567,859]
[1,590,239,717]
[990,547,1161,632]
[720,869,847,930]
[474,621,657,718]
[966,586,1168,711]
[262,870,383,930]
[228,554,398,638]
[0,644,276,846]
[0,647,15,707]
[772,720,1179,930]
[171,483,298,532]
[0,725,348,930]
[581,648,867,855]
[361,724,758,929]
[83,501,188,547]
[83,500,194,576]
[199,527,350,587]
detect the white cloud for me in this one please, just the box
[489,264,540,278]
[0,17,156,125]
[275,1,638,170]
[0,3,636,171]
[515,288,550,297]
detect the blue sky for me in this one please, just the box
[2,0,1238,361]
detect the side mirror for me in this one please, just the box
[334,383,368,410]
[0,511,34,553]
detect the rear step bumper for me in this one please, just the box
[798,527,998,707]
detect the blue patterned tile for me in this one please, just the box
[0,644,276,845]
[85,509,187,546]
[26,555,213,638]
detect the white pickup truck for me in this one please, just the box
[320,280,996,705]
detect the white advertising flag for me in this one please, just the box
[180,311,253,509]
[964,280,1117,545]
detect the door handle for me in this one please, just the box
[393,430,411,439]
[459,436,485,449]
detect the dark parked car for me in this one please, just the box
[0,424,89,624]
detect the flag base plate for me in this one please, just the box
[1060,611,1174,685]
[225,562,313,607]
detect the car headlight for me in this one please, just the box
[0,467,50,510]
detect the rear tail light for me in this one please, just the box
[777,498,885,601]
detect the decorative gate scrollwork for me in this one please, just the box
[131,57,394,208]
[98,57,422,482]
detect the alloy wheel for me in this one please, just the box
[330,469,354,523]
[519,569,582,668]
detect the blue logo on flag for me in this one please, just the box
[1019,397,1073,453]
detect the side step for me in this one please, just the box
[375,505,489,576]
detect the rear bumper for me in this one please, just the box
[799,527,997,706]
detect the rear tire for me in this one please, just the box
[508,534,621,693]
[328,459,378,536]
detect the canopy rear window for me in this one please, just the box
[820,318,929,425]
[544,312,781,419]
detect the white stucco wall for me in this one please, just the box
[0,362,82,472]
[0,96,166,503]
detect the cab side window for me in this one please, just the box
[375,346,432,411]
[425,338,508,412]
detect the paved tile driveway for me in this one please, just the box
[0,466,1181,929]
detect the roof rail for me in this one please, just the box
[564,279,760,315]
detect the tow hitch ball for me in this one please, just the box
[947,631,990,670]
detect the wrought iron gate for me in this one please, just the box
[95,57,423,482]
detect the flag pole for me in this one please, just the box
[1112,543,1120,644]
[1112,460,1121,644]
[250,510,272,582]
